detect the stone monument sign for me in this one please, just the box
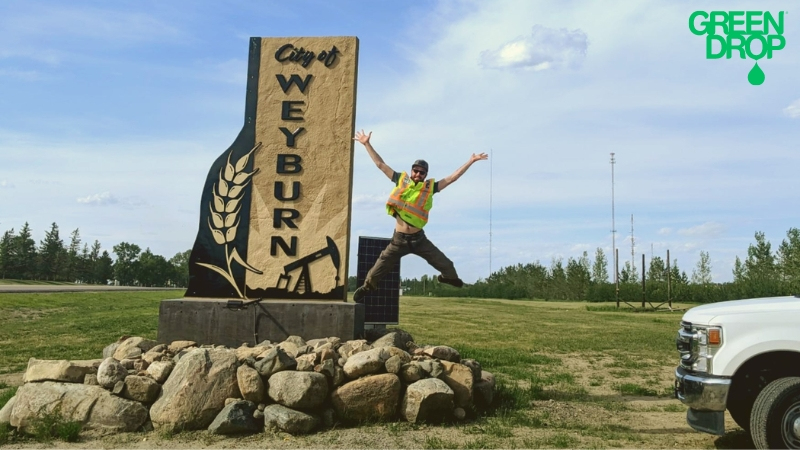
[185,36,359,301]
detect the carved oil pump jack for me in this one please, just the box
[275,236,340,294]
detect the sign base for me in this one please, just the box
[157,298,364,347]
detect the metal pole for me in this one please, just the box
[641,253,646,308]
[615,248,620,308]
[610,153,616,285]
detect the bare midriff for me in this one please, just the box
[394,215,423,234]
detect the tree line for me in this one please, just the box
[0,222,191,287]
[401,228,800,304]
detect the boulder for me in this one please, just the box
[296,353,317,371]
[167,340,197,354]
[96,357,127,389]
[461,358,482,382]
[84,374,98,386]
[337,340,371,359]
[113,337,157,361]
[343,347,389,379]
[440,361,474,408]
[10,381,147,434]
[384,347,412,363]
[330,373,401,422]
[121,375,161,404]
[0,395,16,424]
[400,363,424,383]
[237,364,265,404]
[314,359,335,379]
[401,378,454,423]
[371,330,414,349]
[422,345,461,363]
[146,360,175,384]
[415,359,444,378]
[23,358,102,384]
[385,355,404,374]
[208,400,261,435]
[263,404,318,435]
[267,371,328,410]
[149,347,240,432]
[235,344,272,362]
[474,370,496,406]
[102,342,120,359]
[254,347,296,379]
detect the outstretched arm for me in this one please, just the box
[354,130,394,180]
[437,152,489,191]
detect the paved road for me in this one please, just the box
[0,285,184,293]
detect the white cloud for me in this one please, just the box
[0,180,14,188]
[658,227,672,235]
[77,192,118,206]
[783,99,800,118]
[479,25,588,71]
[677,222,726,239]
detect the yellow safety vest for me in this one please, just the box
[386,172,435,228]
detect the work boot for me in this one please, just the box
[438,275,464,288]
[353,285,370,303]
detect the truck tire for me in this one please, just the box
[750,377,800,449]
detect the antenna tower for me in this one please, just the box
[610,153,617,283]
[630,214,636,276]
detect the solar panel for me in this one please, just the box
[356,236,400,324]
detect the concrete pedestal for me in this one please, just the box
[157,298,364,347]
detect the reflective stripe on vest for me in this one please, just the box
[386,171,434,228]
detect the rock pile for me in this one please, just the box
[0,329,495,436]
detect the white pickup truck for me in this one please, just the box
[674,295,800,449]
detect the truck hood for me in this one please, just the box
[683,295,800,325]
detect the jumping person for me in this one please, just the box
[352,130,488,303]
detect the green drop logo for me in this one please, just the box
[748,62,765,86]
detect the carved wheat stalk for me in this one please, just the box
[196,142,263,298]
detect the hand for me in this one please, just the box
[471,152,489,163]
[354,130,372,146]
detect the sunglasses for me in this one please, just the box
[412,168,427,176]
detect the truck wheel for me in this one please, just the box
[750,377,800,449]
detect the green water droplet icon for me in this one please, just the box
[748,62,765,85]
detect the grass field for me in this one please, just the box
[0,292,753,448]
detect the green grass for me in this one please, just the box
[0,293,721,448]
[0,290,178,373]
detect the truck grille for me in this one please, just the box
[676,321,697,369]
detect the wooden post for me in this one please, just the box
[667,249,672,308]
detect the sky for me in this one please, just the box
[1,0,798,284]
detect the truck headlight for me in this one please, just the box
[691,326,723,373]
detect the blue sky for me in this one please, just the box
[1,0,798,284]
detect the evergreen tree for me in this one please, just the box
[0,228,14,279]
[38,222,66,280]
[14,223,37,279]
[744,231,777,283]
[64,228,81,282]
[94,250,114,285]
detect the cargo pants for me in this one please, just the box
[364,230,458,289]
